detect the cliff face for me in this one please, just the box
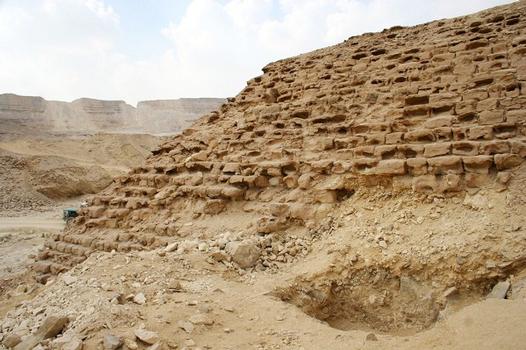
[0,94,225,136]
[0,94,46,114]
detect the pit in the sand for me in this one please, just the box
[274,265,500,335]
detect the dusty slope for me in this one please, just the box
[0,133,162,213]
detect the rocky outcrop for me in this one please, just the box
[36,2,526,276]
[0,94,224,135]
[0,94,46,114]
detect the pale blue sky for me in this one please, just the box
[0,0,514,104]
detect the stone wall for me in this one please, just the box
[36,2,526,276]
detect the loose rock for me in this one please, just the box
[225,241,261,268]
[134,329,159,345]
[104,334,122,350]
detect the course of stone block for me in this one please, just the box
[35,1,526,277]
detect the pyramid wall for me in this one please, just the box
[35,1,526,276]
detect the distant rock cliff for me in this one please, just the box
[0,94,225,136]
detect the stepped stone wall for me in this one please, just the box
[36,2,526,276]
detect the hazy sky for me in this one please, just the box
[0,0,514,105]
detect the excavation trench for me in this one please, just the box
[274,263,513,335]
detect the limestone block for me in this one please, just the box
[509,140,526,157]
[468,126,493,140]
[452,141,480,156]
[481,140,510,155]
[463,155,494,174]
[352,158,378,172]
[385,132,404,144]
[221,186,245,199]
[398,144,424,158]
[494,153,523,170]
[506,109,524,123]
[427,156,463,174]
[424,143,451,157]
[479,110,504,125]
[405,129,435,143]
[367,159,406,176]
[423,116,455,128]
[223,163,241,174]
[225,241,261,268]
[407,158,428,175]
[374,145,398,159]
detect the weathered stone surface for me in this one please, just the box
[103,335,122,350]
[3,334,22,348]
[35,0,526,274]
[134,329,159,345]
[39,316,69,339]
[225,241,261,268]
[487,281,511,299]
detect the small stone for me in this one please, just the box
[225,241,261,268]
[198,304,211,313]
[133,293,147,305]
[189,314,213,326]
[124,339,138,350]
[39,316,69,339]
[165,242,178,252]
[167,281,183,292]
[134,329,159,345]
[3,334,22,348]
[223,328,233,333]
[487,281,511,299]
[365,333,378,341]
[177,320,194,334]
[63,275,77,286]
[104,334,122,350]
[166,341,178,349]
[223,306,235,313]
